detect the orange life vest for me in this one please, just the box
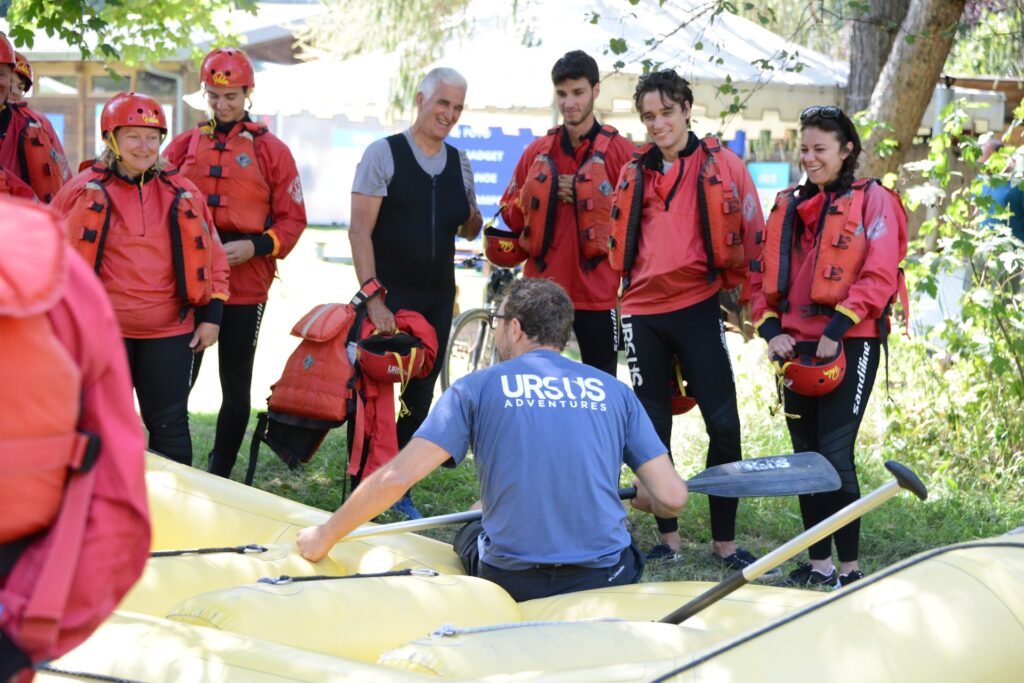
[608,137,744,278]
[574,126,619,264]
[758,179,875,310]
[177,122,273,234]
[65,167,214,308]
[516,125,619,270]
[0,212,96,546]
[268,302,358,426]
[10,102,66,203]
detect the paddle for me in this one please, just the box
[344,452,840,541]
[658,460,928,625]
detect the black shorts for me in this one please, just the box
[453,520,644,602]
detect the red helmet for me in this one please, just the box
[0,33,15,66]
[357,333,427,384]
[776,341,847,397]
[201,48,255,89]
[100,92,167,138]
[669,356,697,415]
[484,226,528,268]
[14,51,32,89]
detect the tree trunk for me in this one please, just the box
[861,0,966,178]
[844,0,911,114]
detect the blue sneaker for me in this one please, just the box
[390,493,423,520]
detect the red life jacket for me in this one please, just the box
[608,137,745,280]
[268,302,358,426]
[258,279,385,471]
[348,311,438,482]
[0,201,148,670]
[574,126,619,264]
[0,213,90,546]
[176,122,273,235]
[516,125,620,270]
[756,179,908,311]
[65,167,215,308]
[9,102,66,203]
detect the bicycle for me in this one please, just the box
[441,256,515,390]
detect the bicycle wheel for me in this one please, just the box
[441,308,499,390]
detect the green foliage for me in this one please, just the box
[886,98,1024,492]
[4,0,256,65]
[297,0,482,113]
[947,2,1024,77]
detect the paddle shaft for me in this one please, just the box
[659,461,927,625]
[344,452,839,542]
[345,487,639,541]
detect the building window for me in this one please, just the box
[136,71,178,99]
[37,75,80,96]
[91,74,132,95]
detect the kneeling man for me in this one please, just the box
[297,278,687,601]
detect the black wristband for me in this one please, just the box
[823,311,855,342]
[758,316,783,342]
[197,298,225,326]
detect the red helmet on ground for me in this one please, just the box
[201,48,255,89]
[0,32,15,66]
[100,92,167,138]
[670,356,697,415]
[357,333,427,384]
[14,51,32,90]
[484,226,528,268]
[776,341,847,397]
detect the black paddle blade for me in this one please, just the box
[684,452,839,498]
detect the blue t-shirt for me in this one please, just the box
[414,349,666,570]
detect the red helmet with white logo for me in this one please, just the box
[357,333,427,384]
[669,356,696,415]
[100,92,167,138]
[484,226,528,268]
[13,51,32,90]
[0,33,15,66]
[201,48,255,89]
[776,341,847,397]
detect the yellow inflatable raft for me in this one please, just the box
[39,454,1024,682]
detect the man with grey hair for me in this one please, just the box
[348,67,483,518]
[298,278,688,601]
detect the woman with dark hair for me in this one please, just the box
[750,105,906,588]
[608,70,766,568]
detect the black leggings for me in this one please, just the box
[124,333,194,466]
[387,286,454,448]
[622,292,742,541]
[573,307,619,377]
[785,338,880,563]
[191,303,265,477]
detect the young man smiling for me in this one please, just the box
[501,50,637,377]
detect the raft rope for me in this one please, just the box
[258,568,438,585]
[430,617,623,637]
[151,543,268,558]
[36,665,141,683]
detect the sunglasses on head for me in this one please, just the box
[800,105,844,121]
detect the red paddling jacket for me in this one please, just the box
[611,132,764,316]
[750,178,906,343]
[0,102,72,203]
[52,165,230,338]
[164,116,307,305]
[501,121,636,310]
